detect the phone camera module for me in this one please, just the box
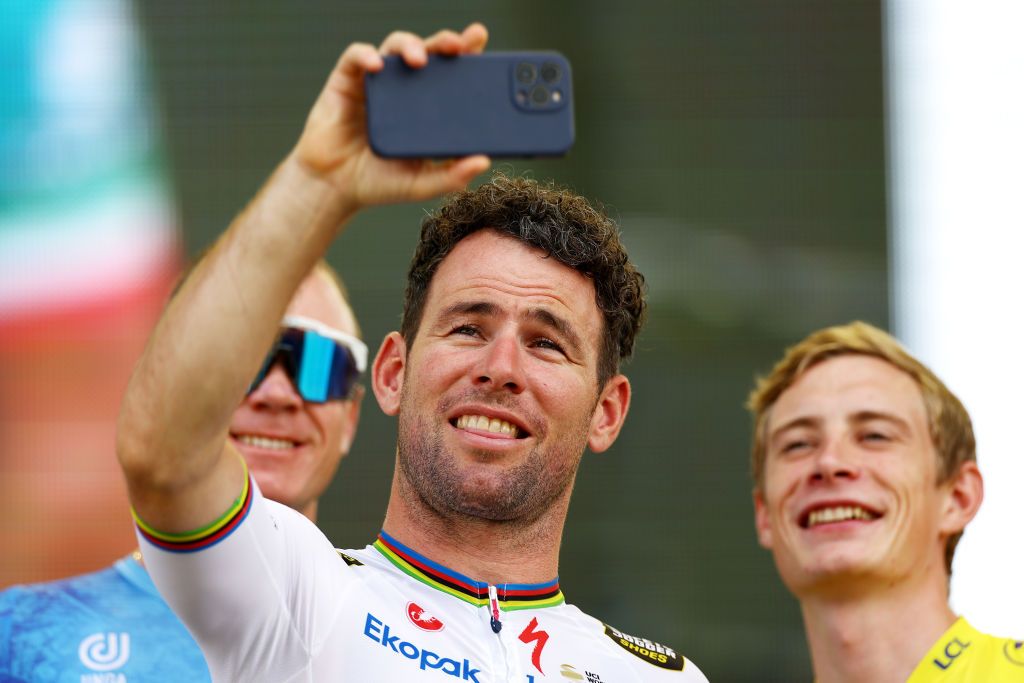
[529,85,550,105]
[540,62,561,84]
[516,62,537,85]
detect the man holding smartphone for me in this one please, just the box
[117,23,707,682]
[748,321,1023,682]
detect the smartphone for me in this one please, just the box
[364,52,574,158]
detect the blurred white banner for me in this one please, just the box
[886,0,1024,637]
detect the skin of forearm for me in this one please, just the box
[117,154,355,497]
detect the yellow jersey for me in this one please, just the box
[907,617,1024,682]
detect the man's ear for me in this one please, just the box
[372,332,407,416]
[587,374,630,453]
[939,460,984,536]
[753,490,774,550]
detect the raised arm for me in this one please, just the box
[117,25,491,534]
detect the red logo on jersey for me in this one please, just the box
[406,602,445,632]
[518,616,549,673]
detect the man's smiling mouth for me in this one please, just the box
[234,434,298,450]
[453,414,526,439]
[801,505,881,528]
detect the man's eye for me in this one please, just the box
[862,431,891,443]
[451,325,480,337]
[781,440,810,453]
[533,337,565,353]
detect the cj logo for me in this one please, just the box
[79,633,130,671]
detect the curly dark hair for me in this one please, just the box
[401,173,647,385]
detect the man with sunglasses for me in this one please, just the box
[117,23,707,683]
[0,263,366,680]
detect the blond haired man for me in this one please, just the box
[749,321,1023,682]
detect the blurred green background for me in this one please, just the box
[136,1,887,679]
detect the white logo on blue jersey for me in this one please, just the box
[78,632,130,671]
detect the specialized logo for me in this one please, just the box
[407,601,445,631]
[364,612,482,682]
[518,616,550,674]
[78,632,130,671]
[1004,640,1024,667]
[603,623,683,670]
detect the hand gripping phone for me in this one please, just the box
[365,52,574,158]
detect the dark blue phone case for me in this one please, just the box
[365,52,574,158]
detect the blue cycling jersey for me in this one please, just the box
[0,555,210,682]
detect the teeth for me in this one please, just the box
[807,506,877,527]
[236,435,295,450]
[456,414,520,437]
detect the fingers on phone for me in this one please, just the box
[379,30,428,67]
[423,29,462,55]
[460,23,489,54]
[337,42,383,77]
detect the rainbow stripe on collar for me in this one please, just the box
[133,467,253,553]
[373,531,564,611]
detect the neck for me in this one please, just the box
[799,577,956,683]
[299,499,318,523]
[380,466,569,585]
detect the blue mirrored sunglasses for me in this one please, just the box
[248,315,368,403]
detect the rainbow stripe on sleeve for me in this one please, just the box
[133,470,253,553]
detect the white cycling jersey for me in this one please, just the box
[137,474,709,683]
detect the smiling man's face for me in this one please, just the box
[229,269,362,520]
[386,229,624,524]
[754,354,956,597]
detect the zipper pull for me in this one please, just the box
[488,584,502,633]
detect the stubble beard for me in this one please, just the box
[396,391,589,527]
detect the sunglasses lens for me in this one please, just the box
[248,327,359,403]
[296,329,335,402]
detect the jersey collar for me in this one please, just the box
[374,530,564,611]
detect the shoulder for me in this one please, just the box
[909,618,1024,682]
[0,563,123,618]
[558,605,709,681]
[972,625,1024,679]
[599,619,709,681]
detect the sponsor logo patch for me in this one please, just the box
[336,550,363,566]
[560,663,585,680]
[603,623,684,670]
[518,617,549,673]
[559,664,604,681]
[407,601,445,632]
[933,637,970,670]
[1004,640,1024,667]
[78,632,130,672]
[364,612,482,682]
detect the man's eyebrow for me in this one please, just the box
[436,301,498,323]
[526,307,583,355]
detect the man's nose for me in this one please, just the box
[473,333,525,394]
[246,363,303,410]
[810,438,860,484]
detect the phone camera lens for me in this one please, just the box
[516,62,537,85]
[529,85,550,105]
[540,62,561,84]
